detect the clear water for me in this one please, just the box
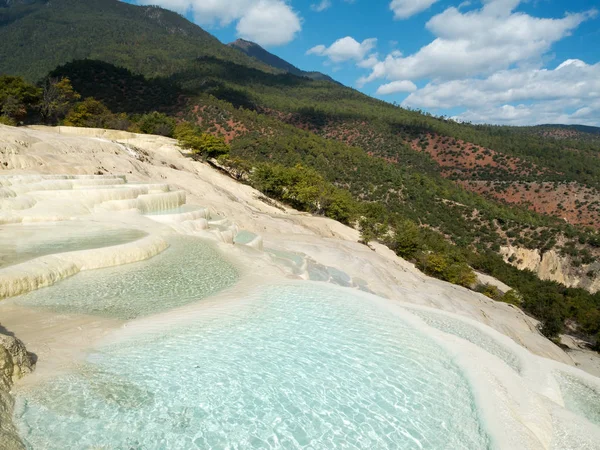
[234,230,259,245]
[145,204,205,216]
[556,372,600,426]
[407,309,522,373]
[12,236,239,319]
[0,223,147,269]
[15,283,491,450]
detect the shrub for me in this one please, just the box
[417,253,476,288]
[175,122,230,158]
[136,111,176,137]
[475,283,501,300]
[64,98,113,128]
[0,116,16,126]
[501,289,523,305]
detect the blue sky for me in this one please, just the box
[128,0,600,126]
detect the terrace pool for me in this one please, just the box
[11,235,239,319]
[14,283,492,449]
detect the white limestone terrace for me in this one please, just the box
[1,125,600,449]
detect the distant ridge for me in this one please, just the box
[228,38,339,84]
[537,124,600,135]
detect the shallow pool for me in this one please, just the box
[556,371,600,426]
[406,308,522,373]
[15,283,491,449]
[0,223,147,269]
[12,235,239,319]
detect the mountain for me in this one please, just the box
[0,0,276,81]
[534,124,600,139]
[228,39,338,83]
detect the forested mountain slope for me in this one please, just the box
[0,0,276,81]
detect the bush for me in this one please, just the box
[136,111,176,137]
[175,122,230,158]
[501,290,523,305]
[64,98,113,128]
[475,283,501,300]
[392,220,421,259]
[417,253,476,288]
[0,116,16,126]
[249,163,357,224]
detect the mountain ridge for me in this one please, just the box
[228,38,338,84]
[0,0,277,81]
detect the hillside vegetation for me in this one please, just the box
[0,0,276,81]
[1,0,599,345]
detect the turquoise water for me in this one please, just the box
[15,283,491,449]
[12,236,239,319]
[556,372,600,426]
[0,223,147,269]
[407,308,522,373]
[234,230,259,245]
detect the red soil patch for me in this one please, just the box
[191,105,248,143]
[410,133,546,179]
[459,181,600,228]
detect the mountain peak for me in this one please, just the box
[228,38,338,84]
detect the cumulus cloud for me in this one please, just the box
[360,0,596,85]
[389,0,439,19]
[307,37,377,63]
[402,59,600,126]
[133,0,301,46]
[403,59,600,109]
[237,1,302,46]
[453,100,600,127]
[311,0,332,12]
[376,80,417,95]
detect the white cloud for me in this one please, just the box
[453,100,600,127]
[403,59,600,109]
[361,0,596,85]
[307,37,377,63]
[134,0,301,46]
[390,0,439,19]
[376,80,418,95]
[357,54,380,69]
[402,59,600,126]
[311,0,332,12]
[237,0,302,46]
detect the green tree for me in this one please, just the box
[475,283,501,300]
[175,122,230,158]
[63,98,112,128]
[393,220,421,259]
[0,75,40,123]
[136,111,176,137]
[501,290,523,305]
[40,77,81,124]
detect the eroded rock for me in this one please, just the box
[0,329,35,450]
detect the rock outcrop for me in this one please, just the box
[501,246,600,293]
[0,329,35,450]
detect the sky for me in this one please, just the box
[126,0,600,127]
